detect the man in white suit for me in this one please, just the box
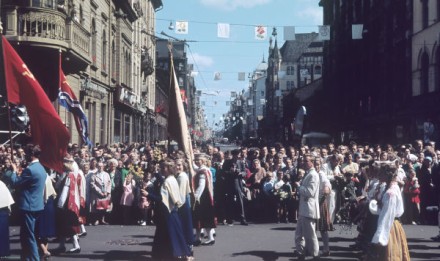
[293,154,320,260]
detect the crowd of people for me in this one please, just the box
[1,139,440,260]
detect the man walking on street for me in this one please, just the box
[293,154,320,260]
[10,145,47,260]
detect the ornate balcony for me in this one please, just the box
[2,6,90,71]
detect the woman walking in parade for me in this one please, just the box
[192,154,217,246]
[151,158,191,260]
[314,158,333,257]
[55,155,85,254]
[175,158,195,256]
[369,164,410,261]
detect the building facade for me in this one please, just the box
[1,0,162,146]
[319,0,413,144]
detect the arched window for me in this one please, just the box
[111,40,116,79]
[91,19,97,67]
[422,0,429,29]
[79,5,84,26]
[102,30,107,72]
[420,52,429,94]
[436,47,440,91]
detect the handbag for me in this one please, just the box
[96,198,110,210]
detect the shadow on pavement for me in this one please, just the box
[232,250,293,261]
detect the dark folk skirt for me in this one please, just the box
[317,196,333,232]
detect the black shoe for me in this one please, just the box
[240,221,248,226]
[54,246,66,253]
[292,250,302,257]
[78,232,87,237]
[67,247,81,254]
[193,240,201,247]
[431,235,440,242]
[201,240,215,246]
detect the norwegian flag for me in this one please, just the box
[58,52,92,146]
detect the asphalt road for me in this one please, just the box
[6,222,440,260]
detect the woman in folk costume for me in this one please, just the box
[192,153,216,246]
[36,170,57,258]
[175,158,195,253]
[370,164,410,261]
[55,156,85,254]
[89,161,111,225]
[73,161,87,237]
[0,180,14,257]
[151,158,191,260]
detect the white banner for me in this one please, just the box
[217,23,230,38]
[214,72,222,80]
[352,24,363,39]
[318,25,330,41]
[284,26,296,41]
[255,26,267,40]
[175,21,188,34]
[238,72,246,81]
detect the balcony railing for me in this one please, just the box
[66,20,90,59]
[3,7,66,42]
[2,6,90,63]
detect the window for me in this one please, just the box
[420,52,429,94]
[436,47,440,91]
[286,66,294,75]
[102,30,107,72]
[111,40,116,79]
[91,19,97,67]
[422,0,429,29]
[261,91,265,96]
[100,104,106,145]
[287,81,294,90]
[114,110,121,143]
[124,114,131,143]
[314,65,322,75]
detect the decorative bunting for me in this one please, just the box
[284,26,296,41]
[214,72,221,80]
[352,24,363,39]
[318,25,331,41]
[238,72,246,81]
[255,26,267,40]
[190,71,199,77]
[217,23,230,38]
[175,21,188,34]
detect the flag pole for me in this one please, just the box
[167,41,173,157]
[0,22,14,158]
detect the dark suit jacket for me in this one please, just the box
[10,161,46,212]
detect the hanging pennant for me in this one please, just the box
[352,24,363,39]
[214,72,222,80]
[284,26,296,41]
[217,23,230,38]
[175,21,188,34]
[190,71,199,77]
[318,25,330,41]
[255,26,267,40]
[238,72,246,81]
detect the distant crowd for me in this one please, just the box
[1,139,440,260]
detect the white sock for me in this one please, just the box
[72,235,80,249]
[208,228,215,241]
[80,225,86,234]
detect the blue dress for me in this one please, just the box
[36,196,56,239]
[0,208,10,257]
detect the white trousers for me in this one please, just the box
[295,215,319,257]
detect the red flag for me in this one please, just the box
[2,36,70,172]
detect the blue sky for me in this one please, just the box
[155,0,323,129]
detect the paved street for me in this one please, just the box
[6,222,440,260]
